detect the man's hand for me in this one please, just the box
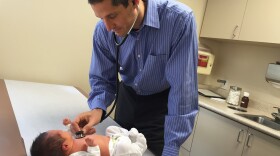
[71,108,103,135]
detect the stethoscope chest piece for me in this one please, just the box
[75,130,85,139]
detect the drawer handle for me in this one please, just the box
[232,25,239,39]
[237,129,244,143]
[246,133,254,147]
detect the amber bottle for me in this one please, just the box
[240,92,249,108]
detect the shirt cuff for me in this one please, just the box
[162,145,180,156]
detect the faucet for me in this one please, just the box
[271,107,280,123]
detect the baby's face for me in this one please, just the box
[48,130,73,140]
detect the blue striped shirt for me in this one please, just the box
[88,0,198,155]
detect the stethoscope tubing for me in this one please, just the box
[103,38,122,119]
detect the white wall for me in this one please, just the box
[0,0,98,92]
[0,0,208,94]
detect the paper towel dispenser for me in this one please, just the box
[266,62,280,88]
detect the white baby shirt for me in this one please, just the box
[69,126,147,156]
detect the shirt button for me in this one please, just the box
[135,83,138,86]
[139,69,142,72]
[137,54,140,58]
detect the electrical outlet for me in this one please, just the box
[217,79,230,90]
[221,80,230,90]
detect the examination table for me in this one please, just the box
[0,79,154,156]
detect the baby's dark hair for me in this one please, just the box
[30,132,66,156]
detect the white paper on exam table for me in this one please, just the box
[5,80,91,156]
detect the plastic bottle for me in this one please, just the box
[240,92,249,108]
[226,86,242,106]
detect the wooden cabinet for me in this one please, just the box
[238,0,280,44]
[200,0,247,40]
[190,107,280,156]
[190,107,248,156]
[242,128,280,156]
[200,0,280,44]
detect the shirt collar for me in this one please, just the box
[142,0,160,29]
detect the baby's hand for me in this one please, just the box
[85,137,97,147]
[63,118,71,126]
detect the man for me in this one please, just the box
[72,0,198,155]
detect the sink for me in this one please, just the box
[235,113,280,130]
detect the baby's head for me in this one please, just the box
[30,130,73,156]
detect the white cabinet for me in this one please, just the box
[238,0,280,44]
[242,128,280,156]
[190,107,248,156]
[190,107,280,156]
[200,0,247,40]
[200,0,280,44]
[179,147,190,156]
[179,113,198,155]
[181,114,198,151]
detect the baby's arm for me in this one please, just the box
[85,137,101,155]
[85,137,97,147]
[63,118,73,135]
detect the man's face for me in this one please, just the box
[91,0,137,37]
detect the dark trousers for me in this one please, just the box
[115,83,169,156]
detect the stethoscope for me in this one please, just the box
[104,5,140,119]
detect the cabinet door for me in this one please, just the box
[181,114,198,151]
[239,0,280,44]
[200,0,247,39]
[191,107,248,156]
[179,147,190,156]
[242,128,280,156]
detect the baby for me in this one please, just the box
[30,119,147,156]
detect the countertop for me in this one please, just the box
[199,96,280,139]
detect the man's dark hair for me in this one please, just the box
[88,0,134,8]
[30,132,66,156]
